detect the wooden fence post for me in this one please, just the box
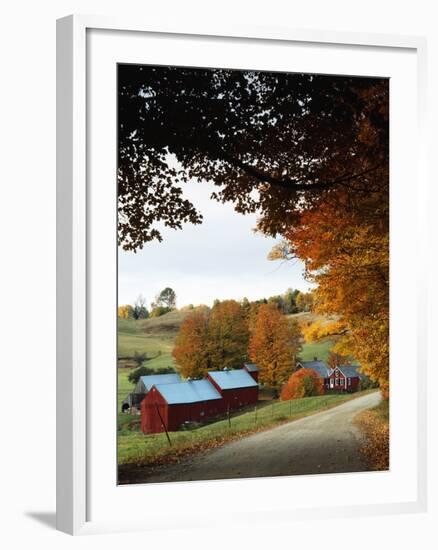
[227,405,231,428]
[155,404,172,446]
[254,404,258,424]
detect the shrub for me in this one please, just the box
[280,368,324,400]
[150,306,171,317]
[128,365,155,384]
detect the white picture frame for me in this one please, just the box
[56,14,428,535]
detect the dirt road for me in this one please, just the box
[120,391,381,484]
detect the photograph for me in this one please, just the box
[116,64,389,485]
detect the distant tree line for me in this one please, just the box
[118,288,314,321]
[118,287,177,319]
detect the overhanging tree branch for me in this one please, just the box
[216,144,384,192]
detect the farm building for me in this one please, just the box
[206,368,259,411]
[327,365,363,392]
[141,379,224,433]
[121,372,181,412]
[135,372,181,394]
[296,360,363,393]
[243,363,259,382]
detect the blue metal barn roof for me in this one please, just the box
[208,369,258,390]
[154,379,222,405]
[243,363,259,372]
[338,365,364,379]
[297,360,332,378]
[140,373,181,392]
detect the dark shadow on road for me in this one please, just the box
[25,511,57,530]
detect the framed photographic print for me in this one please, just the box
[56,15,427,535]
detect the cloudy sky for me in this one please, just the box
[118,180,311,309]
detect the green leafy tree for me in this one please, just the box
[155,287,177,309]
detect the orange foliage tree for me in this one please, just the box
[327,351,351,370]
[172,300,250,377]
[280,368,324,400]
[248,303,301,393]
[277,179,389,396]
[172,309,211,379]
[208,300,249,370]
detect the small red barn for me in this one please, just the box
[206,369,258,412]
[327,365,362,392]
[243,363,259,382]
[141,379,223,434]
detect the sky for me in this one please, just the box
[118,179,311,309]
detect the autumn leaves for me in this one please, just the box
[249,304,301,392]
[172,300,302,393]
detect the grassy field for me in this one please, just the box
[118,391,373,466]
[118,310,190,371]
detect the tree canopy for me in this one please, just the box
[118,66,388,251]
[119,65,389,394]
[249,304,302,393]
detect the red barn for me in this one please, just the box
[206,369,258,412]
[141,379,223,434]
[243,363,259,382]
[121,372,181,412]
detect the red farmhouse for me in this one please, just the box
[296,360,363,393]
[327,365,362,392]
[141,379,223,434]
[206,369,258,412]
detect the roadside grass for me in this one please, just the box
[118,390,376,467]
[354,398,389,470]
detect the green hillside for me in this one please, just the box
[118,310,190,371]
